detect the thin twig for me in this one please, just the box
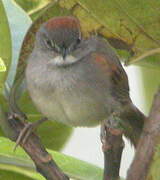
[127,88,160,180]
[2,113,69,180]
[127,48,160,65]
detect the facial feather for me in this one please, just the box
[47,55,78,66]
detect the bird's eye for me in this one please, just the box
[45,39,55,49]
[44,39,60,52]
[76,38,81,44]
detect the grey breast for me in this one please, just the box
[26,37,117,127]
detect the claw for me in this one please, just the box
[22,123,35,144]
[13,117,48,151]
[8,112,27,122]
[14,123,32,151]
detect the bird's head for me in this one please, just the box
[36,16,82,66]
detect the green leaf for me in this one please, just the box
[138,67,160,113]
[3,0,32,88]
[0,57,6,72]
[0,137,103,180]
[14,0,52,15]
[89,0,160,67]
[14,0,41,13]
[0,170,33,180]
[0,0,31,134]
[0,0,12,94]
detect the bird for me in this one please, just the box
[22,16,145,180]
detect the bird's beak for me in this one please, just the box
[61,47,67,60]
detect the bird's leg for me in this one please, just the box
[101,115,124,180]
[8,111,27,123]
[14,117,48,151]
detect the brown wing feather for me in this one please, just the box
[93,52,130,103]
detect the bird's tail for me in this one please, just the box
[121,103,146,147]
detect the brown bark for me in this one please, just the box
[127,88,160,180]
[4,114,69,180]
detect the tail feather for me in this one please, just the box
[121,103,146,147]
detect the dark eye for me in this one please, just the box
[44,38,61,52]
[76,38,81,44]
[45,39,55,49]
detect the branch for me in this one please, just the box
[0,109,69,180]
[127,48,160,65]
[127,87,160,180]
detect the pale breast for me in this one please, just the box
[27,74,109,127]
[25,48,118,127]
[26,61,111,127]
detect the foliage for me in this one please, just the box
[0,0,11,96]
[0,137,103,180]
[0,0,160,179]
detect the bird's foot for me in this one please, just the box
[8,111,27,123]
[14,117,48,151]
[104,112,124,135]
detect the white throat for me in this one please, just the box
[51,55,78,66]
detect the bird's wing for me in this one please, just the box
[91,37,130,102]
